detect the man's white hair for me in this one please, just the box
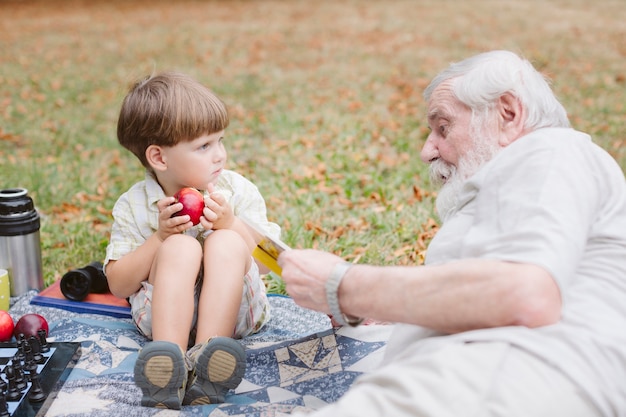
[424,50,570,130]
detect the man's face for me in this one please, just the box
[422,80,475,178]
[422,81,501,221]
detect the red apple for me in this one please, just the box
[173,187,205,226]
[13,313,49,339]
[0,311,14,342]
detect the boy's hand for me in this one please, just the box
[156,196,194,240]
[200,183,234,230]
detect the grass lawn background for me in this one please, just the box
[1,0,624,292]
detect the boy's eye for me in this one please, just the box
[197,135,224,150]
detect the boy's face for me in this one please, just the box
[159,130,227,193]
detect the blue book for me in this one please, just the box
[30,280,131,319]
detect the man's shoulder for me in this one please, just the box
[510,128,619,172]
[468,128,597,190]
[494,128,598,167]
[507,127,601,152]
[515,127,591,150]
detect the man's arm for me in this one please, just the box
[279,249,562,333]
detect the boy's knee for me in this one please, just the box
[159,234,202,259]
[204,230,249,259]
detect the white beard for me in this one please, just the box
[430,134,502,223]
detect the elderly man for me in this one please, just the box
[278,50,626,417]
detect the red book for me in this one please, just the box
[30,280,131,318]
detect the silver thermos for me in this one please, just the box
[0,188,44,296]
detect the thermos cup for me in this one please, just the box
[0,188,44,296]
[0,269,9,310]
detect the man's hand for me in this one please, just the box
[156,196,194,241]
[278,249,346,314]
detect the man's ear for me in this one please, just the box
[497,93,526,146]
[145,145,167,172]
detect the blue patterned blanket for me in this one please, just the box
[9,292,392,416]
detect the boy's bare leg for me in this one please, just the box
[182,229,249,406]
[195,229,250,342]
[135,234,202,409]
[150,234,203,350]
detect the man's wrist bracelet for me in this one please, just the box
[325,262,363,327]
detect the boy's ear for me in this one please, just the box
[145,145,167,172]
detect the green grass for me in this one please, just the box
[1,0,624,291]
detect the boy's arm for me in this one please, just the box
[106,195,193,298]
[230,217,257,252]
[105,233,164,298]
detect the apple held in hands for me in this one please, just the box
[173,187,205,226]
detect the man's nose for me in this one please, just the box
[420,133,439,163]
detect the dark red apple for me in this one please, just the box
[0,311,14,342]
[13,313,49,339]
[173,187,205,226]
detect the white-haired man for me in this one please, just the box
[279,50,626,417]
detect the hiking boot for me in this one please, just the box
[134,341,188,409]
[183,336,246,405]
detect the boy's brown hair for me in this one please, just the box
[117,72,229,169]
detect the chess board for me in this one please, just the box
[0,340,80,417]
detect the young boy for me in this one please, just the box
[104,72,280,409]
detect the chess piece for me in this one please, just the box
[38,329,50,353]
[0,390,9,417]
[4,365,22,401]
[15,337,25,363]
[24,342,37,372]
[29,335,45,364]
[12,359,27,390]
[23,340,33,361]
[23,343,38,378]
[0,373,7,393]
[27,369,46,402]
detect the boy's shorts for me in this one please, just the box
[129,260,269,347]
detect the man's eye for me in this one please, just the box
[439,125,447,135]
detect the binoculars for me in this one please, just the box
[60,261,109,301]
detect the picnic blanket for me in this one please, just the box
[9,291,393,416]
